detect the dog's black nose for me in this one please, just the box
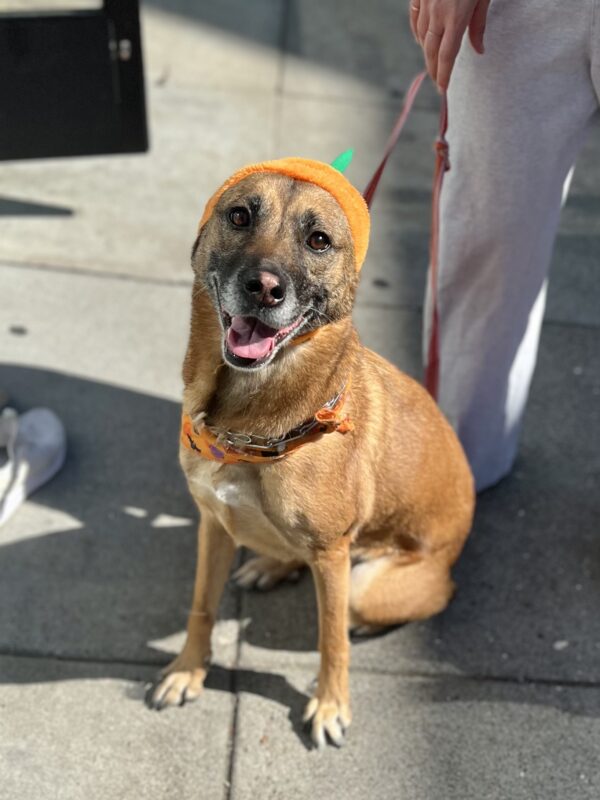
[243,270,286,307]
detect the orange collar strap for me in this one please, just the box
[181,387,353,465]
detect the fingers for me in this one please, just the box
[435,26,465,92]
[409,0,420,42]
[468,0,491,54]
[416,3,458,91]
[416,3,431,47]
[409,0,488,92]
[423,28,443,88]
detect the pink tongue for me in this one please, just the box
[227,316,277,360]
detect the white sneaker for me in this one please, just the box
[0,407,67,527]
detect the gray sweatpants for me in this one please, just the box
[424,0,600,491]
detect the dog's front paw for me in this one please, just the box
[145,653,208,710]
[303,694,351,749]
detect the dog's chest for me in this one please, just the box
[181,449,310,561]
[184,458,242,505]
[182,451,260,513]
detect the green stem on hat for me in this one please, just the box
[330,149,354,173]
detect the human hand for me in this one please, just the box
[409,0,491,91]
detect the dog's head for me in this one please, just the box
[191,159,370,371]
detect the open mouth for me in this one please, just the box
[221,311,307,369]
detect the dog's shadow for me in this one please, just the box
[0,364,321,747]
[1,364,599,751]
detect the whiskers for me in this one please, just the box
[306,306,335,326]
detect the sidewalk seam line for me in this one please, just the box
[0,258,193,289]
[225,560,245,800]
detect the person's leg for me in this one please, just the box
[423,0,600,491]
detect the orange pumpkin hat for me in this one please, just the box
[198,154,371,271]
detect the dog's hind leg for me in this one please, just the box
[233,554,304,591]
[349,552,455,634]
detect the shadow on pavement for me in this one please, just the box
[0,197,74,217]
[0,362,599,736]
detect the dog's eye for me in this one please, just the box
[307,231,331,252]
[229,207,251,227]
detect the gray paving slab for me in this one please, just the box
[545,235,600,327]
[566,124,600,231]
[276,96,439,201]
[0,655,234,800]
[281,0,431,104]
[143,0,284,92]
[0,264,238,666]
[230,668,600,800]
[0,83,275,281]
[238,311,600,684]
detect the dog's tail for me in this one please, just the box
[349,551,456,627]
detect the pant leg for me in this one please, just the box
[423,0,600,491]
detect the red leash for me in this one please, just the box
[363,71,427,206]
[362,72,450,400]
[424,92,450,399]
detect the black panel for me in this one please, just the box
[0,1,147,160]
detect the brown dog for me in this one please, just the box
[147,165,474,748]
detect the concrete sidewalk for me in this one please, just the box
[1,2,599,798]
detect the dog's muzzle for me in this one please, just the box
[213,267,310,370]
